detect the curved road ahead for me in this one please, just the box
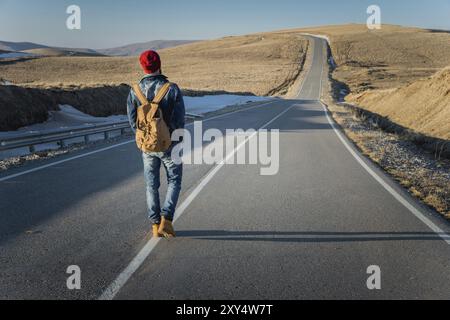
[1,37,450,300]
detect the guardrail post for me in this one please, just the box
[59,140,66,148]
[120,128,125,136]
[29,145,35,153]
[84,135,90,144]
[104,131,110,140]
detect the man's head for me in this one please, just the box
[139,50,161,74]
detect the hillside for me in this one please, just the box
[349,67,450,139]
[276,24,450,140]
[0,40,48,51]
[0,33,308,131]
[0,33,308,96]
[282,24,450,92]
[98,40,200,56]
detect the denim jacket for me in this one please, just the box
[127,74,185,135]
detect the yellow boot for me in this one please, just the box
[152,224,163,238]
[159,217,176,238]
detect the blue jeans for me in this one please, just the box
[142,149,183,225]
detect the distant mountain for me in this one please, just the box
[0,40,101,56]
[21,48,105,57]
[0,39,200,58]
[97,40,200,56]
[0,40,49,52]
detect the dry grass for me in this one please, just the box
[0,33,308,96]
[324,100,450,219]
[0,33,308,130]
[284,24,450,92]
[350,67,450,139]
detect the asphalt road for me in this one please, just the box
[1,37,449,300]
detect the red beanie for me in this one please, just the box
[139,50,161,74]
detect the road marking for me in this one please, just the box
[190,233,450,241]
[0,141,135,183]
[191,100,278,123]
[320,100,450,246]
[309,34,450,245]
[295,37,315,100]
[0,100,278,182]
[98,102,297,300]
[311,37,450,246]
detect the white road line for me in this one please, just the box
[190,234,450,240]
[320,101,450,246]
[312,34,450,245]
[98,102,297,300]
[311,37,450,246]
[295,38,315,100]
[0,100,278,182]
[0,141,134,183]
[191,100,277,123]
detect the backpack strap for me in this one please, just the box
[133,82,172,122]
[152,82,172,105]
[132,84,149,105]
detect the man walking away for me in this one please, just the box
[127,50,185,238]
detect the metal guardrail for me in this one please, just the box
[0,113,204,153]
[0,121,131,153]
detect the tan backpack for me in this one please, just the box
[132,82,173,153]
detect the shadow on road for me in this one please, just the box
[275,100,333,132]
[176,230,450,243]
[0,147,144,245]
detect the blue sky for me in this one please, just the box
[0,0,449,49]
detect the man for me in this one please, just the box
[127,50,185,238]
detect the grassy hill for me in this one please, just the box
[0,33,308,96]
[282,24,450,92]
[0,33,308,131]
[0,40,48,52]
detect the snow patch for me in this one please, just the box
[0,95,271,160]
[5,105,128,135]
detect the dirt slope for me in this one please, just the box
[350,67,450,139]
[0,85,129,131]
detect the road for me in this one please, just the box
[1,36,450,300]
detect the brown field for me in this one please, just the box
[283,24,450,92]
[0,33,308,130]
[0,33,308,96]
